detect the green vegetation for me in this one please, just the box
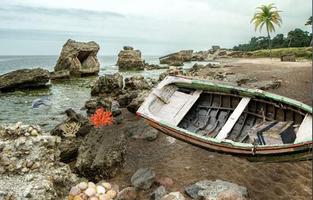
[305,16,312,26]
[248,47,312,59]
[233,28,312,52]
[251,3,282,57]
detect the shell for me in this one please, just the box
[85,187,96,197]
[77,182,88,190]
[96,185,106,194]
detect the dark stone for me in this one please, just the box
[117,47,145,71]
[0,68,50,92]
[75,125,127,179]
[131,168,156,190]
[91,73,123,96]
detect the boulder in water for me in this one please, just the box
[117,46,145,71]
[54,39,100,78]
[0,68,50,92]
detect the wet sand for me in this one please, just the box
[109,58,312,200]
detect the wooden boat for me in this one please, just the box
[137,76,313,162]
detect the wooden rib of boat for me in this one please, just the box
[137,76,313,162]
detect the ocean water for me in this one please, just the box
[0,55,213,131]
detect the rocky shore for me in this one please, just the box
[0,41,311,200]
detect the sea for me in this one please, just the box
[0,55,212,131]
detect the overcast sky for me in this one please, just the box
[0,0,311,55]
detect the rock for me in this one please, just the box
[125,118,158,141]
[50,109,92,163]
[185,180,248,200]
[123,46,134,50]
[131,168,156,190]
[107,189,117,199]
[159,50,193,65]
[145,63,169,70]
[117,187,137,200]
[117,47,145,71]
[0,123,79,200]
[212,46,220,52]
[102,182,112,190]
[159,67,184,81]
[85,187,96,197]
[161,192,185,200]
[75,125,127,179]
[124,75,152,91]
[78,182,88,190]
[54,39,100,77]
[85,97,113,116]
[0,68,50,92]
[150,186,167,200]
[91,73,123,96]
[156,177,174,188]
[127,90,150,114]
[281,54,296,62]
[216,189,247,200]
[217,50,227,56]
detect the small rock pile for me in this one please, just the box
[87,73,157,114]
[68,181,117,200]
[0,122,78,199]
[117,46,145,71]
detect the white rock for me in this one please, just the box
[96,185,106,194]
[78,182,88,190]
[89,182,96,188]
[31,130,38,136]
[102,182,112,190]
[85,187,97,197]
[69,186,81,196]
[106,190,117,199]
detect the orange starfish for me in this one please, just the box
[90,108,114,128]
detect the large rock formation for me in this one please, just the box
[117,46,145,71]
[0,68,50,92]
[75,125,127,179]
[52,39,100,78]
[159,50,193,65]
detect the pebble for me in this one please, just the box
[85,187,96,197]
[88,182,96,189]
[96,185,106,194]
[69,186,81,196]
[102,182,112,190]
[90,197,99,200]
[31,129,38,136]
[99,194,106,200]
[78,182,88,190]
[106,189,117,199]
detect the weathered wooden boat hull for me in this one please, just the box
[146,119,312,162]
[137,76,313,162]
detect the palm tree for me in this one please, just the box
[305,16,312,26]
[251,3,282,57]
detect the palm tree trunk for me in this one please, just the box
[267,31,272,58]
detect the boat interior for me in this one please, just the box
[149,84,312,145]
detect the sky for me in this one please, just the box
[0,0,311,55]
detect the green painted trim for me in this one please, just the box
[175,79,312,113]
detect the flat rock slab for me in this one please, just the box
[0,68,49,92]
[185,180,248,200]
[131,168,156,190]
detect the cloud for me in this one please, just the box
[0,0,311,55]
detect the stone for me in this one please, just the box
[85,187,97,197]
[246,80,282,90]
[117,187,137,200]
[159,50,193,65]
[117,47,145,71]
[127,90,150,114]
[161,192,185,200]
[185,180,248,200]
[150,186,167,200]
[0,68,50,92]
[54,39,100,77]
[69,186,81,196]
[156,177,174,188]
[78,182,88,190]
[106,189,117,199]
[124,75,152,91]
[91,73,124,96]
[131,168,156,190]
[75,125,127,179]
[50,109,92,163]
[216,189,247,200]
[102,182,112,190]
[96,186,106,194]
